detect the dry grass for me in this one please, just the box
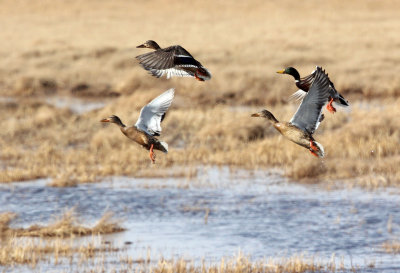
[0,209,124,238]
[0,0,399,187]
[0,241,360,273]
[0,97,398,188]
[132,254,355,273]
[382,240,400,254]
[0,211,126,268]
[0,0,399,101]
[0,236,122,267]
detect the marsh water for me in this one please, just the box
[1,166,400,272]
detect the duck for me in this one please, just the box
[277,66,349,113]
[252,67,332,158]
[136,40,211,81]
[101,88,175,164]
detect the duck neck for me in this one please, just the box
[267,114,279,124]
[151,41,161,50]
[289,69,300,81]
[117,122,126,128]
[112,116,126,128]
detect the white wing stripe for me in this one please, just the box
[151,68,193,79]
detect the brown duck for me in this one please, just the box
[277,66,349,113]
[101,88,175,163]
[136,40,211,81]
[252,67,332,157]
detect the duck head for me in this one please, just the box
[251,110,279,123]
[276,67,300,81]
[136,40,161,50]
[100,115,126,127]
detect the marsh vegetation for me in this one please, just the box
[0,0,399,187]
[0,0,399,271]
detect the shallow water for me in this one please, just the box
[1,167,400,272]
[45,96,106,114]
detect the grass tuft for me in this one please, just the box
[0,209,124,238]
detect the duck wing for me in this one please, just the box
[136,45,203,79]
[328,79,349,107]
[290,69,316,101]
[136,46,176,75]
[296,71,315,92]
[289,67,331,134]
[135,88,175,136]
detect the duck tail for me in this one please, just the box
[158,141,169,154]
[312,141,325,158]
[196,67,212,81]
[337,93,349,107]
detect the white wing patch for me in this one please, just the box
[135,88,175,136]
[289,89,307,102]
[150,67,194,79]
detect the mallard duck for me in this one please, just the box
[136,40,211,81]
[252,67,332,158]
[101,88,175,164]
[277,66,349,113]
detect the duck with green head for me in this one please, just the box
[252,67,333,158]
[277,66,349,113]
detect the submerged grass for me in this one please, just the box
[0,241,362,272]
[0,236,122,267]
[141,254,352,273]
[382,240,400,254]
[0,209,124,238]
[0,210,125,268]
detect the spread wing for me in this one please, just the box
[135,88,175,136]
[136,47,175,73]
[136,45,200,79]
[290,67,331,134]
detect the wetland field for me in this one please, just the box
[0,0,400,272]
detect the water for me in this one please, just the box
[1,166,400,271]
[45,96,106,114]
[0,96,106,114]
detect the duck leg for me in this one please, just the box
[326,97,336,114]
[149,144,156,164]
[309,141,319,157]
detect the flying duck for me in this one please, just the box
[252,67,332,157]
[277,66,349,113]
[101,88,175,163]
[136,40,211,81]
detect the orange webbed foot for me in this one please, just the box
[326,97,336,114]
[309,141,319,157]
[149,144,156,164]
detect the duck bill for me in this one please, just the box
[100,118,110,122]
[251,113,261,117]
[136,44,146,48]
[276,69,285,74]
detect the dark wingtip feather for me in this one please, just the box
[160,113,166,122]
[338,94,349,106]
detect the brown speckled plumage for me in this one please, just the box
[252,67,333,158]
[101,89,174,163]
